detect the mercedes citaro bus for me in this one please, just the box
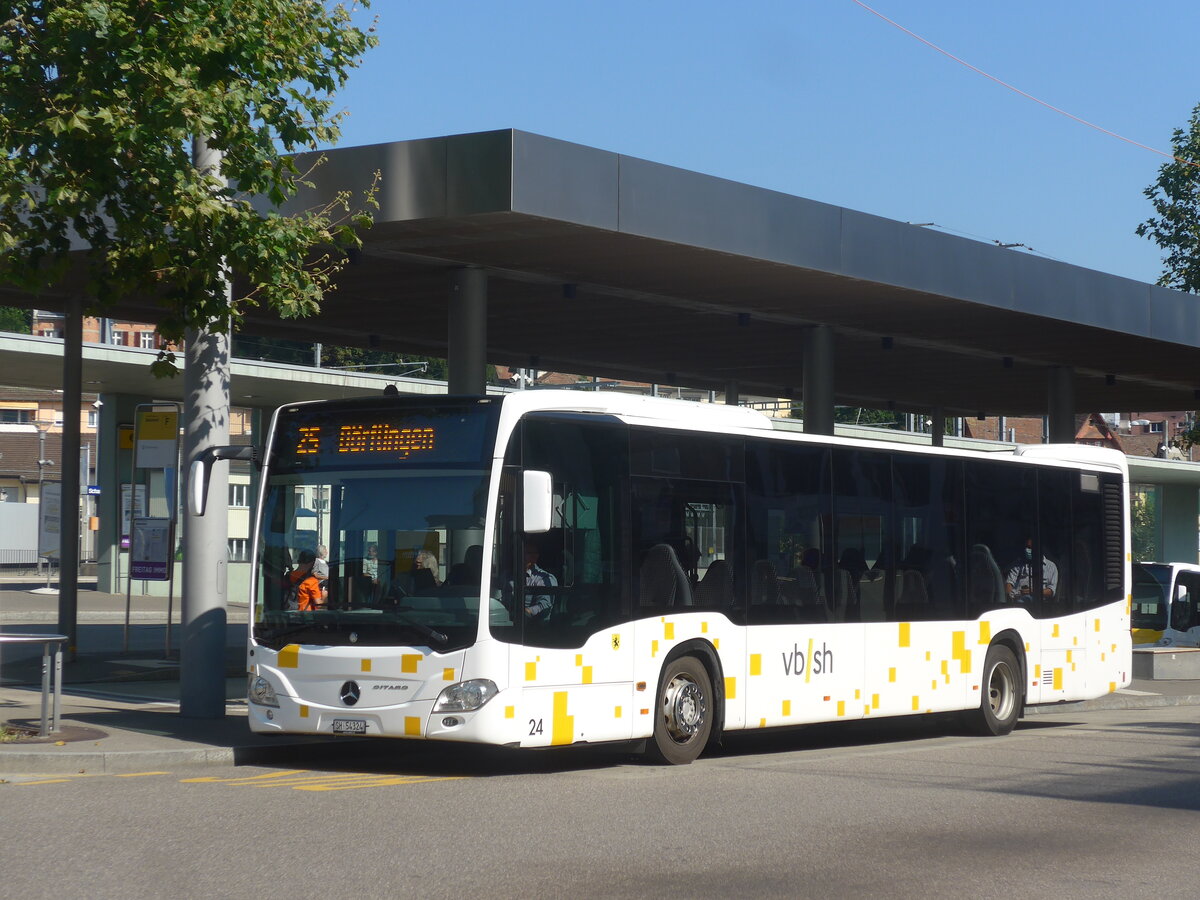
[192,390,1132,763]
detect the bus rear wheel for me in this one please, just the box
[647,656,713,765]
[967,643,1021,736]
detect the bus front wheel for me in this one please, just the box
[647,656,713,765]
[967,643,1021,736]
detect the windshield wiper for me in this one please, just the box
[384,605,449,648]
[397,615,449,648]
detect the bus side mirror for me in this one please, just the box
[189,445,259,516]
[523,470,553,534]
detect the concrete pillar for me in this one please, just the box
[802,325,835,435]
[1047,366,1076,444]
[931,407,945,448]
[1160,484,1200,564]
[181,324,230,718]
[179,134,230,718]
[724,381,739,406]
[448,267,487,395]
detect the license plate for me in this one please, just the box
[332,718,367,735]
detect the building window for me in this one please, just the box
[139,331,156,349]
[229,483,250,508]
[39,328,59,338]
[1150,422,1165,434]
[0,409,33,424]
[109,330,124,345]
[87,410,98,429]
[228,538,249,562]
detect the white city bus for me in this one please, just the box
[215,390,1131,764]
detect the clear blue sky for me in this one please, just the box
[331,0,1200,286]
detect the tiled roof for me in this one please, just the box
[0,431,97,479]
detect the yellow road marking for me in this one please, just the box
[15,778,76,786]
[181,769,306,784]
[181,770,464,792]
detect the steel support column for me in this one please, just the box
[1047,366,1076,444]
[57,295,82,658]
[803,325,835,435]
[931,407,945,448]
[448,267,487,395]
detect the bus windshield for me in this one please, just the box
[253,400,499,652]
[1132,562,1169,630]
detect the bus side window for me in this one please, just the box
[964,460,1035,618]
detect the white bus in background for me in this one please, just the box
[196,390,1132,764]
[1132,561,1200,647]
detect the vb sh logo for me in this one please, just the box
[781,641,833,678]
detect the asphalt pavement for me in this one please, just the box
[2,579,1198,774]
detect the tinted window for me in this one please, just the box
[632,477,741,615]
[965,460,1036,617]
[892,457,965,621]
[745,442,832,624]
[631,430,744,481]
[832,449,892,623]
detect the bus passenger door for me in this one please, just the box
[503,418,636,749]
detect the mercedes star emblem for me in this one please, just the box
[339,681,361,706]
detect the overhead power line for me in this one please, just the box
[850,0,1199,169]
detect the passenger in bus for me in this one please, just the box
[313,544,329,579]
[289,549,327,611]
[1005,538,1058,601]
[523,539,557,619]
[413,549,441,590]
[358,542,382,603]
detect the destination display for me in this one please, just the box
[273,402,500,471]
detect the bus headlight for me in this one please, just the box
[433,679,498,712]
[248,675,280,708]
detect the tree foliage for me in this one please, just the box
[321,345,448,381]
[1137,102,1200,291]
[1131,489,1159,561]
[0,306,31,333]
[0,1,378,373]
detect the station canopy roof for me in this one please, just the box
[8,128,1200,417]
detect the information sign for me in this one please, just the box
[130,517,173,581]
[135,410,179,470]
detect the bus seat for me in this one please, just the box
[752,559,780,605]
[696,559,733,607]
[640,544,692,607]
[858,576,885,622]
[968,544,1004,608]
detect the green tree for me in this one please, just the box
[834,407,901,428]
[1131,489,1159,561]
[0,306,31,333]
[0,2,378,373]
[1137,102,1200,291]
[321,345,448,380]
